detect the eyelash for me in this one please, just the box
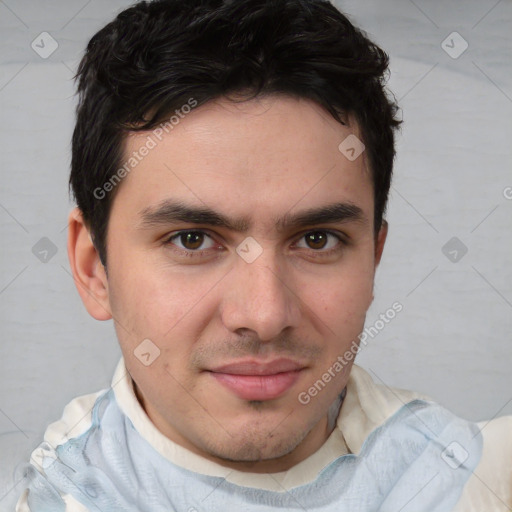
[162,229,347,258]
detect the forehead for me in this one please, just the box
[112,96,374,230]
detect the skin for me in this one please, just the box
[68,95,387,474]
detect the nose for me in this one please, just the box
[219,248,302,342]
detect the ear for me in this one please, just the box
[67,207,112,320]
[374,220,388,268]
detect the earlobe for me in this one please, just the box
[374,220,388,267]
[67,207,112,321]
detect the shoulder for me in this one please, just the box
[345,365,512,509]
[455,415,512,510]
[41,388,108,456]
[16,489,90,512]
[15,388,109,512]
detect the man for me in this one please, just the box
[16,0,511,510]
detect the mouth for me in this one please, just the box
[206,358,306,401]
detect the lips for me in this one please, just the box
[209,358,305,375]
[207,358,306,401]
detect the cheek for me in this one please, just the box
[108,253,220,349]
[301,258,375,333]
[318,284,371,330]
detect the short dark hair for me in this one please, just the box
[70,0,402,266]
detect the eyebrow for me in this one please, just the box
[137,199,368,233]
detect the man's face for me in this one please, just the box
[100,96,384,472]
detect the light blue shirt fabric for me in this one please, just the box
[19,387,483,512]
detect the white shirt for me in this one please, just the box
[16,358,512,511]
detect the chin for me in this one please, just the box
[204,424,306,464]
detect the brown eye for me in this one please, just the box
[295,231,342,252]
[305,232,328,250]
[165,230,216,252]
[180,232,205,250]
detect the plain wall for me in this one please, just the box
[1,0,511,510]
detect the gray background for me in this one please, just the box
[1,0,511,510]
